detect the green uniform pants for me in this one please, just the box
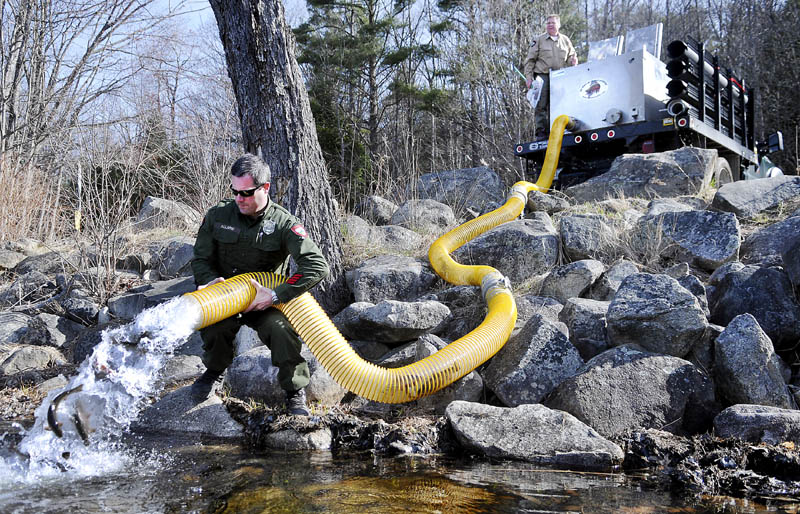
[534,73,551,135]
[200,308,310,391]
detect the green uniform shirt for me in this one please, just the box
[192,199,329,303]
[524,32,577,77]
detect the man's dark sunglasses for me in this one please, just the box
[230,184,263,197]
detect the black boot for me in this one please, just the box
[190,369,222,401]
[285,388,310,416]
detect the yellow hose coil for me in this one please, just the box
[183,116,573,403]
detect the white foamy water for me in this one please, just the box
[1,296,202,484]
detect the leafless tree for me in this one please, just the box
[209,0,347,312]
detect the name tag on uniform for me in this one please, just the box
[215,222,241,235]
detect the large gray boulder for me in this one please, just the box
[225,346,282,404]
[134,387,243,438]
[714,404,800,445]
[225,346,346,407]
[419,286,484,342]
[0,270,58,307]
[19,313,83,349]
[340,214,373,242]
[354,195,398,225]
[132,196,202,232]
[66,326,105,364]
[116,251,152,274]
[482,314,583,406]
[525,189,570,214]
[0,345,67,375]
[341,215,423,252]
[740,214,800,267]
[332,300,450,343]
[559,214,616,261]
[414,167,506,217]
[107,276,203,320]
[158,354,205,388]
[559,298,609,360]
[587,259,639,301]
[345,255,437,303]
[711,175,800,218]
[645,197,705,216]
[257,428,333,451]
[375,225,424,252]
[446,401,624,471]
[414,371,484,414]
[390,199,456,234]
[636,210,740,270]
[546,345,719,437]
[708,265,800,348]
[514,294,564,333]
[148,236,195,278]
[62,289,101,325]
[565,147,717,202]
[14,250,79,276]
[714,314,796,409]
[538,259,605,304]
[451,214,559,285]
[783,235,800,290]
[0,249,26,271]
[0,312,31,345]
[606,273,708,357]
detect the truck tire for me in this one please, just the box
[713,157,735,186]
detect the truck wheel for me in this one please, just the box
[713,158,734,186]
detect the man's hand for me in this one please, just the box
[570,55,578,66]
[526,78,532,88]
[198,277,225,290]
[244,279,275,312]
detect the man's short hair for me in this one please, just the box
[546,14,561,24]
[231,154,271,185]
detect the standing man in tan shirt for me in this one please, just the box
[524,14,578,138]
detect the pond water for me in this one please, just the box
[1,423,795,514]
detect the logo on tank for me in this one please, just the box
[580,79,608,99]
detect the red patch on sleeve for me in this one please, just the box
[291,224,308,238]
[287,273,303,285]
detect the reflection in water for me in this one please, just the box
[218,474,505,513]
[0,433,797,513]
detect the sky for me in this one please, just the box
[168,0,310,29]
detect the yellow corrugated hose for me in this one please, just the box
[184,116,573,403]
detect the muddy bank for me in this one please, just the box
[615,429,800,501]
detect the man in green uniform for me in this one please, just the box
[189,153,329,415]
[524,14,578,138]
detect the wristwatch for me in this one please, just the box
[270,290,279,305]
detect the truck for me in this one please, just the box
[514,23,783,188]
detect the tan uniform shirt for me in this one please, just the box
[524,33,577,77]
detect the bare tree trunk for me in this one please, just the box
[208,0,347,312]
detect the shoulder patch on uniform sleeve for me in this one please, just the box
[291,224,308,238]
[530,40,537,47]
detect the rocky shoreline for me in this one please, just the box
[2,150,800,507]
[228,397,800,502]
[2,387,798,503]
